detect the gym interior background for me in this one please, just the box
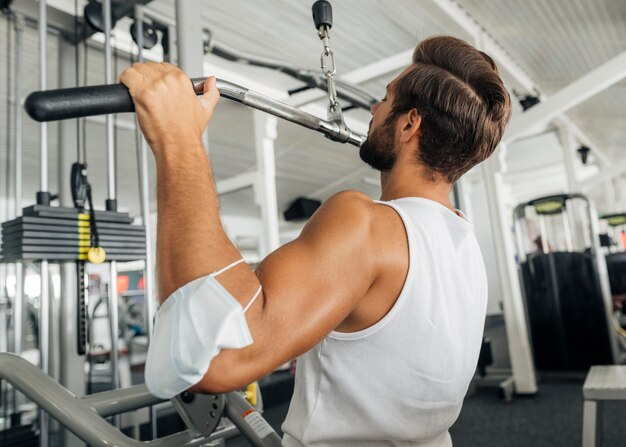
[1,0,626,446]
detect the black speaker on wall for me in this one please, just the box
[284,197,321,221]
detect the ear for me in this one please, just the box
[399,109,421,143]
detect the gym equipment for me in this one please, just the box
[284,197,322,221]
[24,2,364,147]
[37,2,52,444]
[0,353,282,446]
[24,78,365,147]
[203,1,376,113]
[513,194,618,371]
[599,214,626,295]
[598,213,626,332]
[133,8,159,439]
[0,207,146,262]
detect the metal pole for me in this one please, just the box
[562,209,574,252]
[102,0,121,428]
[134,5,158,439]
[38,2,51,445]
[175,0,208,149]
[57,33,87,447]
[12,14,25,422]
[39,2,48,197]
[587,201,620,364]
[103,0,116,206]
[175,0,204,76]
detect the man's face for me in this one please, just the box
[358,111,397,172]
[359,66,413,172]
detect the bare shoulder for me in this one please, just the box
[296,191,404,262]
[299,190,377,239]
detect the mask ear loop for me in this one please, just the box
[209,258,246,277]
[243,286,263,313]
[209,258,263,313]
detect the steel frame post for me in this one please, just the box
[175,0,208,148]
[253,111,280,257]
[57,32,87,447]
[134,5,158,439]
[38,2,51,445]
[480,145,538,394]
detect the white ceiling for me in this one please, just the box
[0,0,624,223]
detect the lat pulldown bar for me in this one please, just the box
[24,78,365,148]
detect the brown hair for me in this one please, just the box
[389,36,511,183]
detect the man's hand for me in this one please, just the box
[119,62,220,155]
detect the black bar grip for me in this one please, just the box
[24,83,135,122]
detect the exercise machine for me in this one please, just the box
[0,353,282,446]
[513,193,619,371]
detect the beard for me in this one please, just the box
[359,117,397,172]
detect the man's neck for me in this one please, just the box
[379,163,454,211]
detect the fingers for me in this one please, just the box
[119,66,144,91]
[199,76,221,112]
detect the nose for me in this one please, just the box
[370,101,381,116]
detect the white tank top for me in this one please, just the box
[281,197,488,447]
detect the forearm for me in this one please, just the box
[154,139,240,302]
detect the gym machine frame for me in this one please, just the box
[24,1,365,147]
[0,353,282,446]
[5,2,358,444]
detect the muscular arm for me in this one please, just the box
[158,142,379,392]
[121,63,384,394]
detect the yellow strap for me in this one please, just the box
[245,382,258,407]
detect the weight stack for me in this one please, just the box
[0,205,146,263]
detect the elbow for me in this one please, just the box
[190,355,252,395]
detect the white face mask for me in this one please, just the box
[144,259,260,399]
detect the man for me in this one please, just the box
[121,35,511,446]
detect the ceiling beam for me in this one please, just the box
[504,51,626,143]
[579,158,626,191]
[419,0,536,93]
[216,171,257,195]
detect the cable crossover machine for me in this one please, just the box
[1,1,371,446]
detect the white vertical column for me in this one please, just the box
[604,180,617,211]
[474,31,536,393]
[253,111,280,257]
[480,145,538,394]
[588,201,620,364]
[558,124,587,250]
[558,124,579,193]
[618,177,626,211]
